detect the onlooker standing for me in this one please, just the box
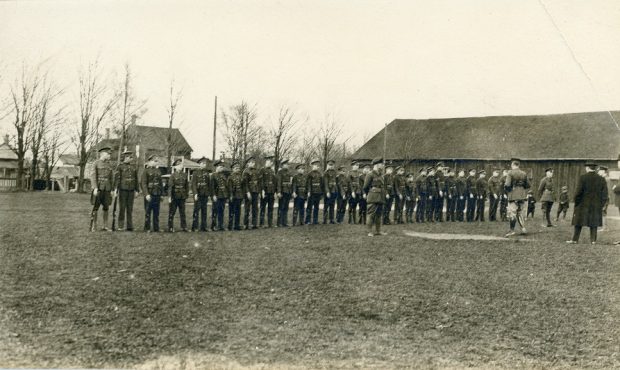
[556,186,570,221]
[566,162,608,245]
[537,167,555,227]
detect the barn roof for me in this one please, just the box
[352,111,620,161]
[93,125,193,154]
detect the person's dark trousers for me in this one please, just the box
[144,195,160,232]
[323,193,336,224]
[542,201,554,226]
[434,196,444,222]
[405,199,415,223]
[358,198,367,225]
[168,198,187,231]
[393,197,404,223]
[367,203,384,234]
[244,192,259,229]
[348,196,358,224]
[260,193,275,227]
[336,193,348,223]
[475,197,485,222]
[446,197,455,221]
[211,199,217,230]
[278,192,291,226]
[118,190,135,230]
[556,203,568,220]
[466,196,476,222]
[500,197,508,221]
[456,197,466,221]
[488,195,499,221]
[383,196,393,224]
[416,195,426,223]
[293,197,306,226]
[215,197,227,230]
[228,198,241,230]
[571,225,597,243]
[306,194,321,224]
[192,195,208,231]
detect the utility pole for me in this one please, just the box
[383,122,387,165]
[212,96,217,160]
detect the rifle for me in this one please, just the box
[89,189,96,231]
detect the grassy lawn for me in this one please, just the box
[1,192,619,369]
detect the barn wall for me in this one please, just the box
[393,159,616,201]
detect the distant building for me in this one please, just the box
[0,135,18,190]
[51,154,81,192]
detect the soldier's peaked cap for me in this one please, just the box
[147,154,159,161]
[396,166,403,170]
[245,156,255,164]
[351,160,358,166]
[510,157,521,163]
[231,161,241,168]
[264,155,275,160]
[197,156,210,163]
[435,161,444,167]
[214,160,224,167]
[418,168,426,173]
[172,158,183,166]
[295,164,305,169]
[338,165,346,170]
[372,157,383,165]
[469,168,476,172]
[310,159,320,165]
[599,165,608,171]
[122,150,133,155]
[585,162,597,167]
[326,159,335,165]
[545,167,553,172]
[478,170,486,174]
[280,159,289,165]
[98,146,112,153]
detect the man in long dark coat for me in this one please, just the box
[566,162,608,245]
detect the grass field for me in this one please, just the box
[1,192,619,369]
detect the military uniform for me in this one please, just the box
[499,172,508,221]
[393,169,406,224]
[114,160,139,230]
[474,173,488,222]
[291,167,307,226]
[487,173,502,221]
[556,188,569,221]
[358,168,369,224]
[305,164,323,225]
[191,166,211,232]
[538,171,555,226]
[363,163,386,235]
[141,166,163,232]
[382,169,395,224]
[425,171,438,222]
[227,166,244,230]
[415,171,428,223]
[259,165,277,227]
[322,165,338,224]
[405,175,416,223]
[90,156,115,230]
[168,169,189,231]
[242,162,260,229]
[445,173,457,222]
[526,191,536,218]
[433,168,445,222]
[336,168,350,224]
[211,165,229,231]
[276,164,293,227]
[348,166,362,224]
[455,173,467,221]
[505,160,530,235]
[465,172,476,222]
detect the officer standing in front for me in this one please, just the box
[191,157,211,232]
[167,159,189,232]
[242,156,260,230]
[382,164,396,225]
[488,169,502,221]
[114,150,139,231]
[455,169,467,222]
[364,157,387,236]
[141,154,163,232]
[90,147,115,232]
[444,168,457,222]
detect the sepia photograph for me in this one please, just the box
[1,0,619,369]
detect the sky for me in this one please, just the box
[1,0,619,157]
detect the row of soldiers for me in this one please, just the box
[89,146,518,232]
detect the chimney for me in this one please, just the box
[106,128,110,140]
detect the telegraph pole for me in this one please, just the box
[212,96,217,160]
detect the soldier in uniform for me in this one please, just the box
[211,160,229,231]
[505,158,530,236]
[382,164,395,224]
[393,166,406,224]
[445,168,457,222]
[242,156,260,230]
[405,172,416,223]
[336,165,350,224]
[305,159,323,225]
[358,163,370,225]
[487,169,502,221]
[434,162,446,222]
[455,169,467,222]
[499,169,509,221]
[90,147,115,231]
[141,154,163,232]
[426,167,437,222]
[291,164,307,226]
[276,159,293,227]
[259,155,277,228]
[114,150,139,231]
[538,167,556,227]
[348,161,362,224]
[322,159,338,224]
[415,167,428,223]
[227,162,244,231]
[556,185,569,221]
[191,157,211,232]
[474,170,488,222]
[167,159,189,232]
[465,168,477,222]
[364,157,387,236]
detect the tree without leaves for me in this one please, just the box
[315,113,343,170]
[166,79,183,171]
[270,104,301,171]
[41,123,68,190]
[222,101,262,164]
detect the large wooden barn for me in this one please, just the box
[352,111,620,199]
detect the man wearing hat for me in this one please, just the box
[504,158,530,236]
[499,169,509,222]
[347,161,362,224]
[276,159,293,227]
[465,169,477,222]
[291,164,307,226]
[113,150,140,231]
[567,162,608,244]
[415,167,428,223]
[336,165,350,224]
[90,146,115,231]
[322,159,338,224]
[259,155,278,228]
[358,163,371,225]
[242,156,260,230]
[141,154,163,232]
[364,157,387,236]
[433,162,446,222]
[227,161,244,231]
[393,166,406,224]
[474,170,488,222]
[425,167,438,222]
[538,167,556,227]
[211,160,229,231]
[487,169,502,222]
[382,163,396,225]
[455,169,467,222]
[191,157,212,232]
[444,168,457,222]
[167,159,189,232]
[305,159,323,225]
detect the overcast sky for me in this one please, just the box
[1,0,619,157]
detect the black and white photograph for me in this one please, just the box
[1,0,619,368]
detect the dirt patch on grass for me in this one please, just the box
[403,230,531,241]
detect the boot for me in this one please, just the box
[102,211,109,231]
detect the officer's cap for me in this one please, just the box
[98,146,112,153]
[147,154,159,162]
[585,162,597,168]
[197,156,210,164]
[338,165,346,171]
[310,159,320,165]
[172,159,183,166]
[545,167,553,172]
[385,164,394,169]
[527,189,533,194]
[418,168,426,173]
[295,164,305,170]
[280,159,289,165]
[264,155,275,161]
[122,150,133,156]
[599,165,608,171]
[371,157,383,165]
[396,166,403,171]
[214,160,224,167]
[435,161,444,168]
[245,156,255,164]
[478,170,486,175]
[468,168,476,173]
[510,158,521,165]
[326,159,335,165]
[561,185,568,191]
[426,166,434,172]
[231,161,241,168]
[362,163,371,169]
[351,160,358,166]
